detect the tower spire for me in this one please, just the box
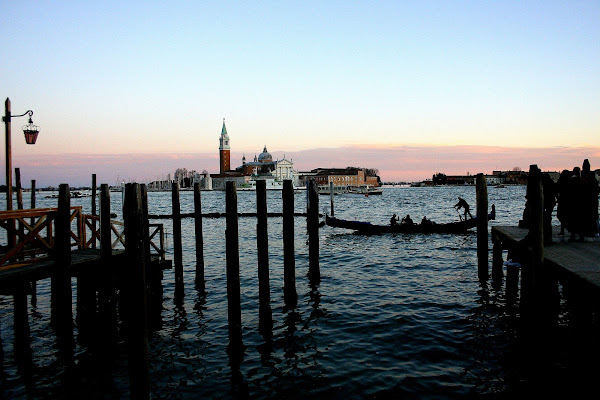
[219,117,231,174]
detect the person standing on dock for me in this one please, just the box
[542,172,557,245]
[581,159,599,237]
[454,197,472,220]
[568,167,585,241]
[556,169,571,236]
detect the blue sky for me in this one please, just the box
[1,1,599,184]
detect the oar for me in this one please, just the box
[454,207,463,221]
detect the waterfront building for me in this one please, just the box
[299,167,380,188]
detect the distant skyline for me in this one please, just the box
[2,1,599,186]
[10,145,599,187]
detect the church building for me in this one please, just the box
[210,119,299,190]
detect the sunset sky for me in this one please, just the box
[2,1,599,186]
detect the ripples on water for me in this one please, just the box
[2,186,600,398]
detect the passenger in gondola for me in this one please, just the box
[454,197,472,220]
[421,216,433,227]
[401,214,414,225]
[390,214,399,226]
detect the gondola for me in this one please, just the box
[325,205,495,234]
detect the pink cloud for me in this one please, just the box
[8,145,600,187]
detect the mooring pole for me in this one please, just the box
[51,184,73,342]
[30,179,37,306]
[329,181,334,216]
[256,180,270,306]
[307,179,320,284]
[97,183,119,362]
[123,183,150,399]
[100,184,112,260]
[15,167,23,210]
[15,168,23,242]
[92,174,97,248]
[193,182,205,289]
[226,182,243,356]
[172,182,183,285]
[476,173,489,281]
[528,165,544,292]
[282,180,297,308]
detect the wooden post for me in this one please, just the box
[30,179,37,306]
[15,167,23,210]
[256,180,270,305]
[91,174,97,248]
[256,180,272,331]
[282,180,297,307]
[123,183,150,399]
[51,184,73,342]
[193,182,205,288]
[476,173,488,281]
[30,179,36,219]
[100,184,112,261]
[329,181,334,216]
[226,182,243,356]
[528,165,545,292]
[97,183,117,356]
[15,168,23,247]
[172,182,183,285]
[141,184,150,266]
[307,179,320,284]
[5,99,15,249]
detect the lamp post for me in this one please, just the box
[3,97,40,212]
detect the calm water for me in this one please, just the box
[2,186,600,399]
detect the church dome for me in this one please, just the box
[258,146,272,163]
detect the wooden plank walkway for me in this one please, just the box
[0,249,171,289]
[492,225,600,290]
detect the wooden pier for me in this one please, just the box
[0,176,323,398]
[489,164,600,302]
[492,225,600,293]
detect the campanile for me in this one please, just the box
[219,118,230,174]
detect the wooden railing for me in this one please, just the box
[0,207,83,266]
[0,207,167,267]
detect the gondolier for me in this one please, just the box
[454,197,472,220]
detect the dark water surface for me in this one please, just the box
[2,186,600,399]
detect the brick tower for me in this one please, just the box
[219,118,230,175]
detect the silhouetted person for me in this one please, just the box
[401,214,413,225]
[421,216,433,227]
[556,169,571,235]
[581,159,599,237]
[454,197,472,219]
[568,167,585,241]
[390,213,399,226]
[542,172,557,245]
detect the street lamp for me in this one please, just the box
[3,97,40,212]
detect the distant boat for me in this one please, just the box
[325,205,495,234]
[343,185,383,196]
[45,191,93,199]
[318,185,383,196]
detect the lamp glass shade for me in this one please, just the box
[23,129,39,144]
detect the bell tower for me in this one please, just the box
[219,118,230,174]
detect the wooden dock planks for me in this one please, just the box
[493,225,600,291]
